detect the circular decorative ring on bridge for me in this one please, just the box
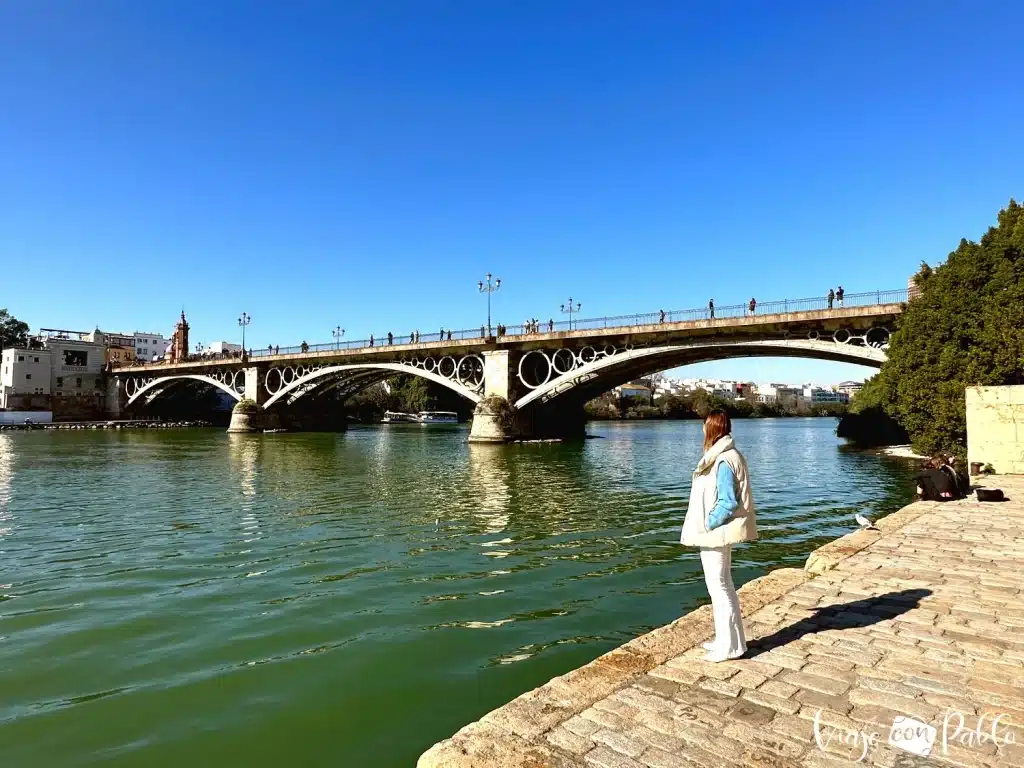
[283,366,298,385]
[438,356,456,378]
[579,346,598,364]
[125,378,140,397]
[231,370,244,393]
[807,330,820,341]
[624,343,634,352]
[456,355,484,388]
[865,327,890,349]
[517,350,552,389]
[832,329,851,344]
[423,357,437,373]
[410,357,424,369]
[265,367,284,395]
[551,348,577,375]
[295,365,307,378]
[602,344,617,357]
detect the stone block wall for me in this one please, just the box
[966,385,1024,474]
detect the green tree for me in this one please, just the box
[870,199,1024,456]
[0,309,30,350]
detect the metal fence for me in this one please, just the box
[236,288,908,359]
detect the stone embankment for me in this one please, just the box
[0,420,212,431]
[420,475,1024,768]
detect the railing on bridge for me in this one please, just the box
[122,289,907,365]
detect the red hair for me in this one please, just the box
[703,409,732,452]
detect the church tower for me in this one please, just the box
[169,311,190,363]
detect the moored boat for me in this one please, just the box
[382,411,417,423]
[416,411,458,424]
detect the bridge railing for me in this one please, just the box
[235,288,907,359]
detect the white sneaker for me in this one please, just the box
[703,648,746,663]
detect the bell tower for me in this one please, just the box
[169,311,190,363]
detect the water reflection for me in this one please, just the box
[229,435,263,547]
[0,434,12,537]
[466,445,512,534]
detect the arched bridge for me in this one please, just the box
[113,291,904,439]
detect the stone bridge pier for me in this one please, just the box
[468,350,586,443]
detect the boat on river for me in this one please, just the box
[416,411,458,424]
[382,410,459,424]
[382,411,417,423]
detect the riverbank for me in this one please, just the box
[419,475,1024,767]
[0,419,213,431]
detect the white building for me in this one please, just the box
[615,382,653,401]
[204,341,242,357]
[837,380,864,396]
[0,347,52,410]
[803,386,849,405]
[133,331,169,362]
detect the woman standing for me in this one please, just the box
[680,410,758,661]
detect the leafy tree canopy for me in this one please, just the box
[870,199,1024,456]
[0,308,30,349]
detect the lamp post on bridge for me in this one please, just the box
[238,312,251,355]
[478,273,502,337]
[561,298,582,331]
[333,326,345,350]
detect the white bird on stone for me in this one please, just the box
[855,513,879,531]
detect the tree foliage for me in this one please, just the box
[0,309,30,350]
[870,199,1024,456]
[584,390,846,421]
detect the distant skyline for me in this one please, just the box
[2,1,1021,386]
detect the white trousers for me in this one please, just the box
[699,546,746,655]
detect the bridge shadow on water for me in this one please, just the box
[746,588,932,656]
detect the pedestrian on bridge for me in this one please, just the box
[548,318,554,332]
[369,335,374,347]
[275,345,279,355]
[268,344,273,354]
[387,332,393,345]
[410,331,415,344]
[836,285,845,307]
[659,310,666,324]
[680,409,757,662]
[415,330,420,343]
[748,297,757,315]
[440,327,444,340]
[827,288,835,309]
[447,330,452,341]
[708,299,715,319]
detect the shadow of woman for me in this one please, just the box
[746,588,932,657]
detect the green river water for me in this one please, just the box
[0,419,917,767]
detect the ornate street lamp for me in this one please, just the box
[478,273,502,336]
[333,326,345,350]
[238,312,251,352]
[561,298,582,331]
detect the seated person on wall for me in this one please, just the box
[941,454,971,498]
[916,457,962,501]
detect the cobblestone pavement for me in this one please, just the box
[419,476,1024,768]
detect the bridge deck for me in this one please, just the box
[114,303,902,374]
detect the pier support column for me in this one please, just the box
[105,376,127,419]
[228,366,277,433]
[469,350,519,443]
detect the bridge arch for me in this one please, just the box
[125,374,243,407]
[262,362,483,409]
[514,339,886,410]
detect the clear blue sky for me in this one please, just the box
[2,1,1021,384]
